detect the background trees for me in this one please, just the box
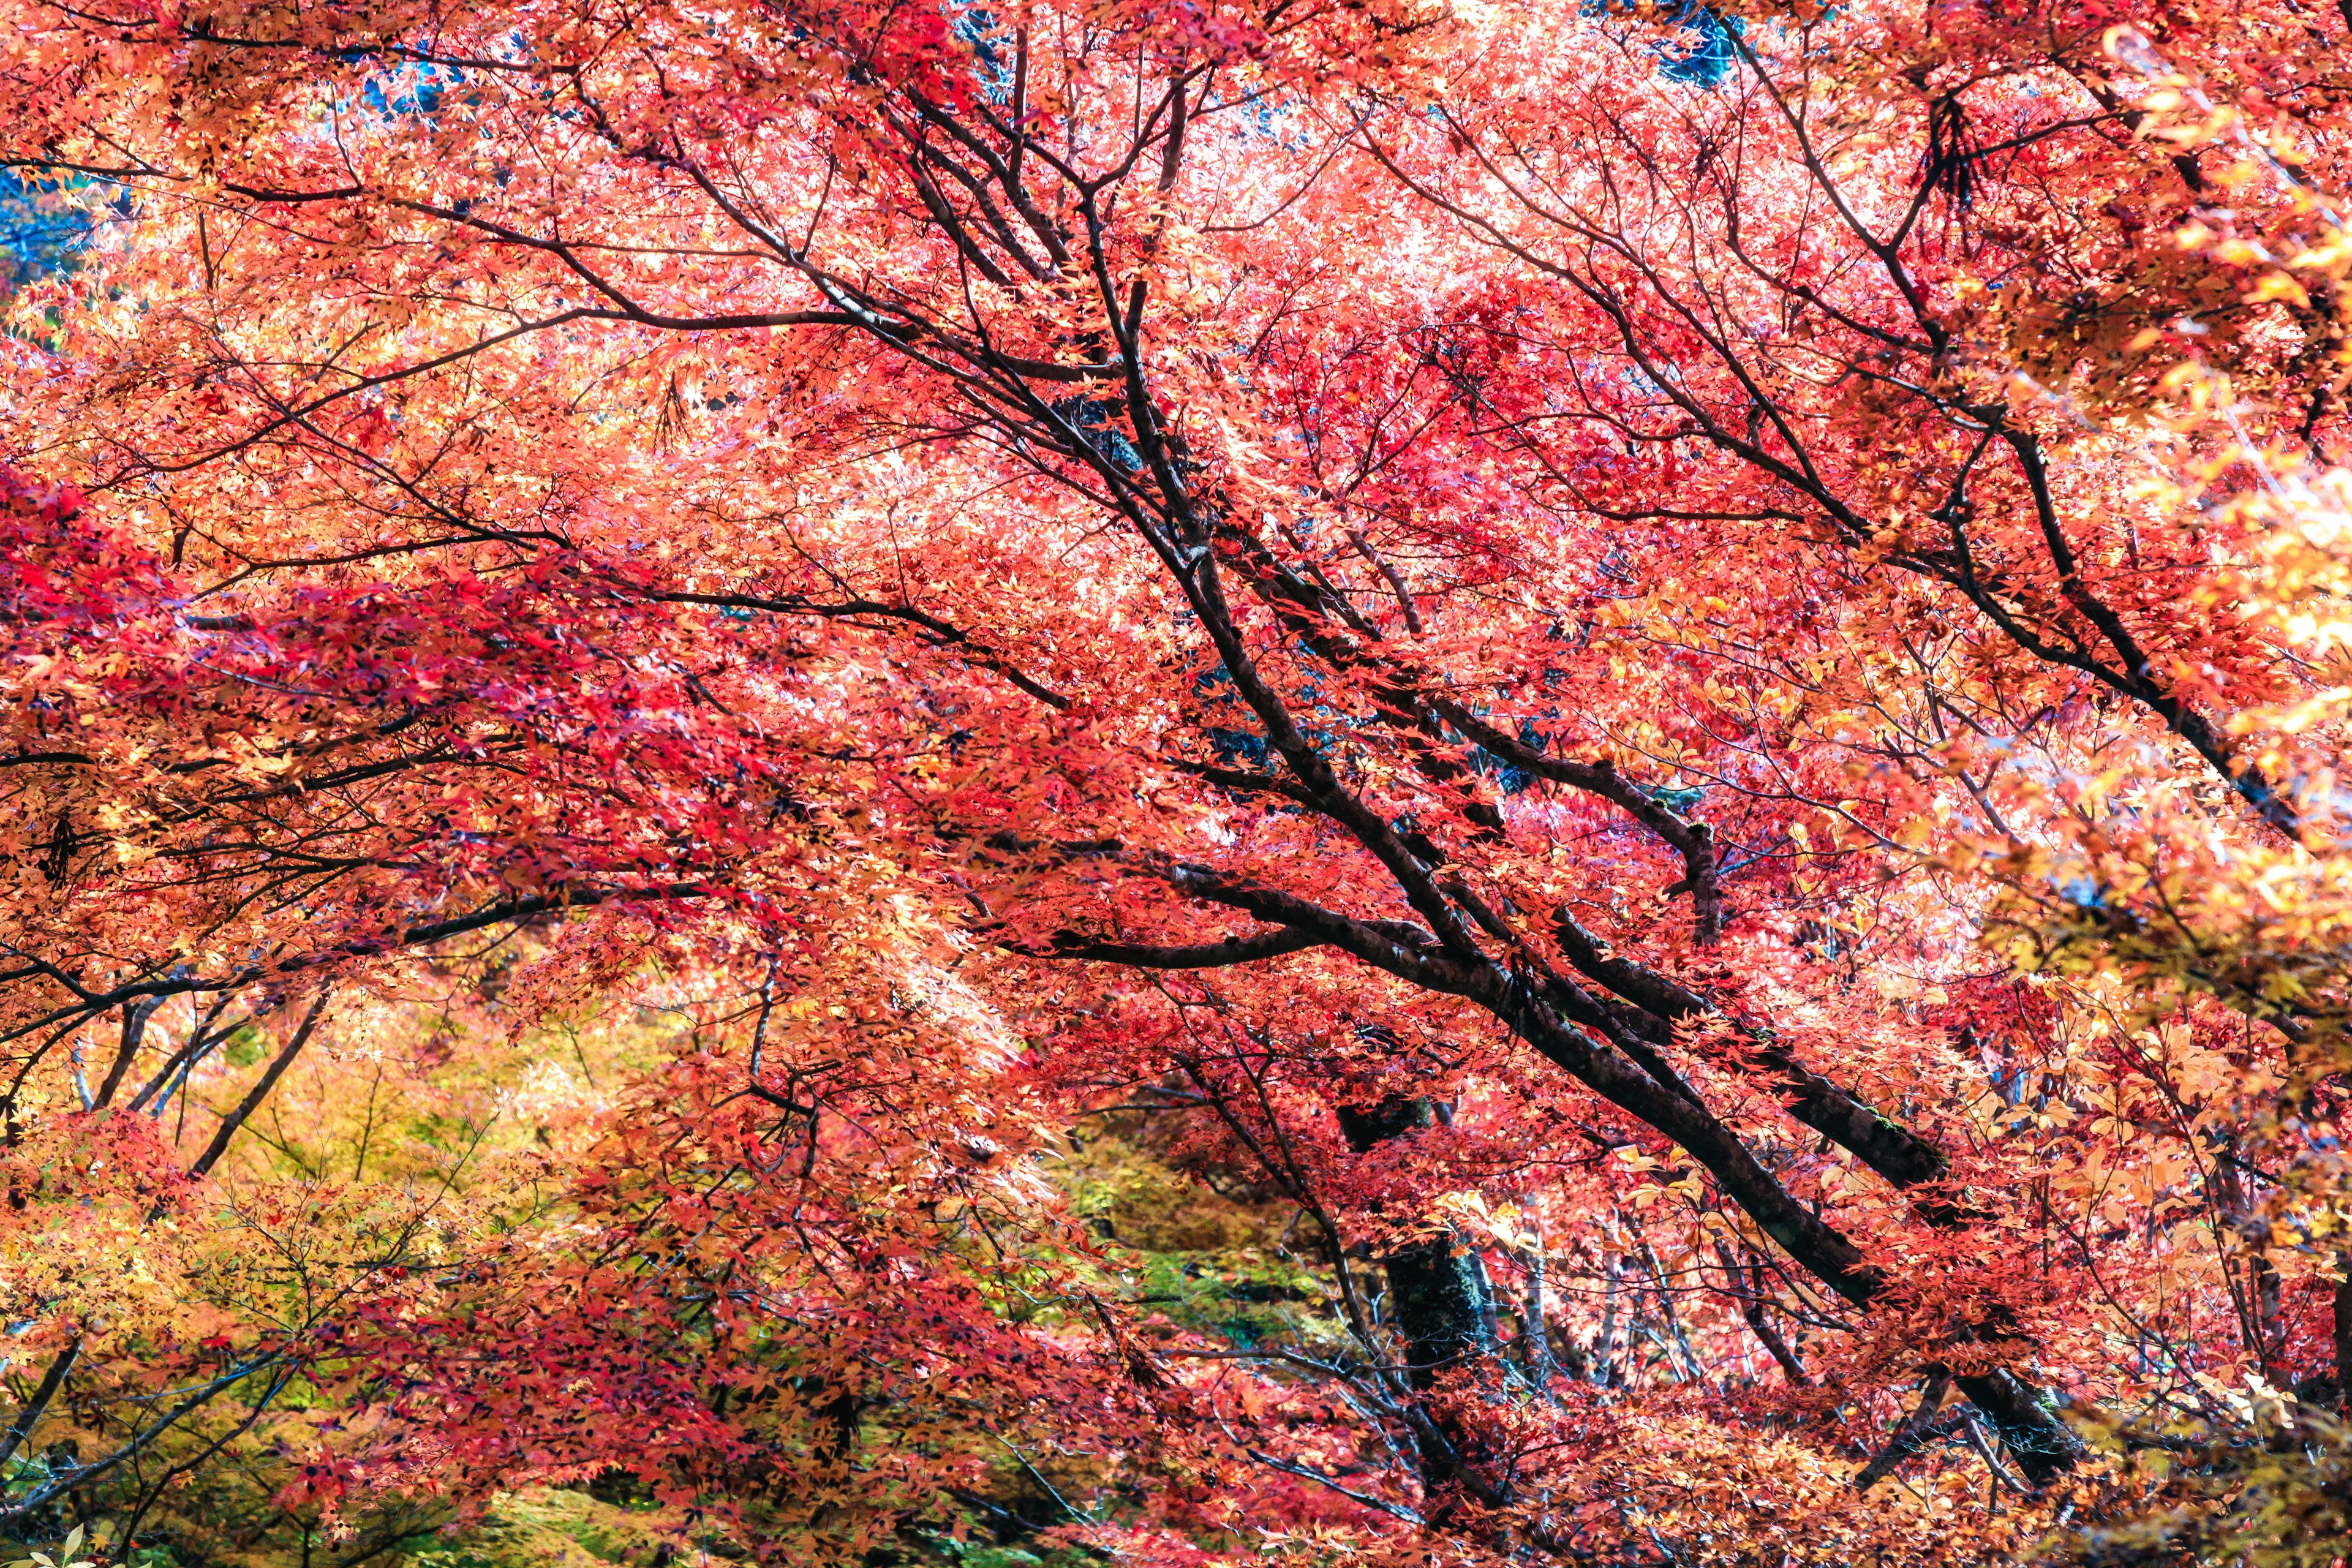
[2,0,2350,1562]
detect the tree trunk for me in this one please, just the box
[1335,1096,1496,1392]
[2334,1259,2352,1412]
[1336,1095,1499,1510]
[1517,1216,1558,1385]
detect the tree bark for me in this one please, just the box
[1517,1218,1558,1385]
[189,992,330,1180]
[0,1339,80,1472]
[1336,1095,1499,1510]
[2334,1259,2352,1412]
[1718,1243,1807,1385]
[1335,1096,1496,1392]
[92,996,162,1110]
[1856,1374,1956,1491]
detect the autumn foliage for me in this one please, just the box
[2,0,2351,1562]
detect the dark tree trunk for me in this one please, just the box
[2335,1261,2352,1412]
[1336,1095,1499,1508]
[1336,1096,1495,1390]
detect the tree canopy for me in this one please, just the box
[3,0,2351,1562]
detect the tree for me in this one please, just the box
[1,0,2350,1561]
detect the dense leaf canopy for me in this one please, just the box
[2,0,2351,1562]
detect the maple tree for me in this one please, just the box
[2,0,2351,1562]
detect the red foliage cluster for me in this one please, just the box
[2,0,2351,1562]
